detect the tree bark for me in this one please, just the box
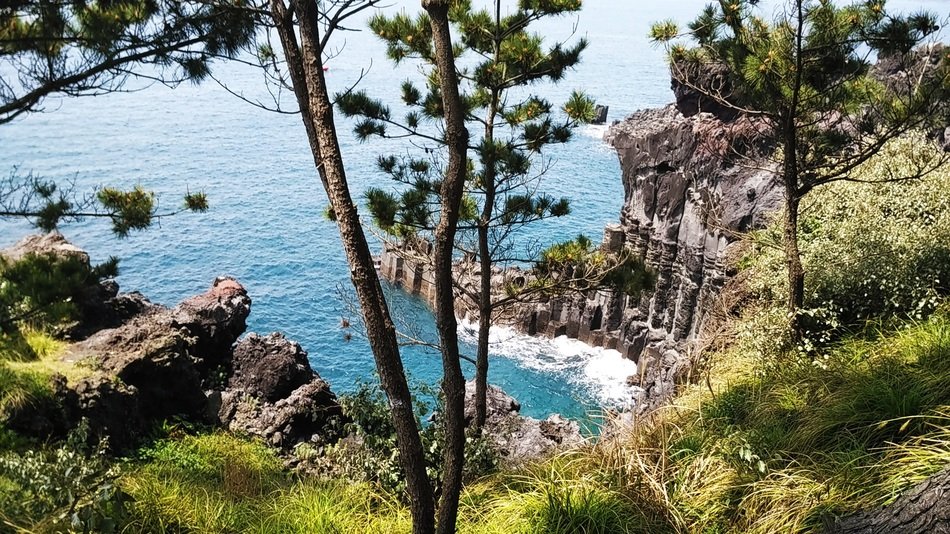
[474,222,491,432]
[473,7,502,435]
[828,468,950,533]
[269,2,435,533]
[782,129,805,339]
[422,1,469,532]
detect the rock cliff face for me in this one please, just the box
[377,98,784,411]
[598,103,781,409]
[509,103,782,411]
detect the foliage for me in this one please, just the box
[122,432,286,531]
[0,251,117,337]
[331,381,498,497]
[534,234,656,297]
[0,0,257,124]
[651,0,949,326]
[124,434,412,533]
[0,171,211,236]
[0,327,75,429]
[0,362,54,424]
[341,0,594,245]
[0,422,127,533]
[747,135,950,340]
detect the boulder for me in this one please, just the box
[71,277,251,426]
[218,332,343,449]
[591,104,609,125]
[670,59,740,121]
[218,379,343,449]
[169,276,251,371]
[463,380,520,425]
[229,333,312,402]
[1,232,89,264]
[70,375,145,450]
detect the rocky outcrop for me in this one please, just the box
[1,232,89,263]
[465,380,583,464]
[1,235,344,452]
[217,333,343,448]
[0,232,160,338]
[228,333,313,402]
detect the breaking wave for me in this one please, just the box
[458,318,637,410]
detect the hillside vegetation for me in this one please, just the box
[2,136,950,532]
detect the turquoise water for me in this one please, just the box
[1,0,940,420]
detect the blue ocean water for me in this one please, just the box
[1,0,941,420]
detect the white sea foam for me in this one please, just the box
[581,124,608,140]
[457,318,637,410]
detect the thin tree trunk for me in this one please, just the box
[782,141,805,338]
[473,12,502,433]
[474,222,491,432]
[269,2,435,533]
[422,1,469,532]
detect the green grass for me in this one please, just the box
[7,307,942,533]
[0,328,85,426]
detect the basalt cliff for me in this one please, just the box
[380,79,784,412]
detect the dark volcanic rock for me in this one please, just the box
[671,60,740,121]
[70,375,144,450]
[463,380,520,425]
[55,277,252,449]
[73,277,251,425]
[219,333,343,449]
[464,381,582,465]
[5,374,73,439]
[219,379,343,449]
[169,276,251,371]
[3,234,344,453]
[229,333,312,402]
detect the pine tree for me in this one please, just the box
[338,0,607,439]
[0,172,209,236]
[652,0,949,337]
[1,0,257,124]
[265,1,437,532]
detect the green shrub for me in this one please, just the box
[332,381,498,497]
[0,362,54,422]
[0,252,118,335]
[747,134,950,341]
[135,432,285,496]
[122,432,285,532]
[0,423,126,532]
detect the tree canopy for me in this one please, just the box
[1,0,257,124]
[652,0,949,336]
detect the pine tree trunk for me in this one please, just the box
[474,223,492,433]
[784,191,804,334]
[269,2,435,533]
[422,1,469,532]
[828,468,950,533]
[782,132,805,339]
